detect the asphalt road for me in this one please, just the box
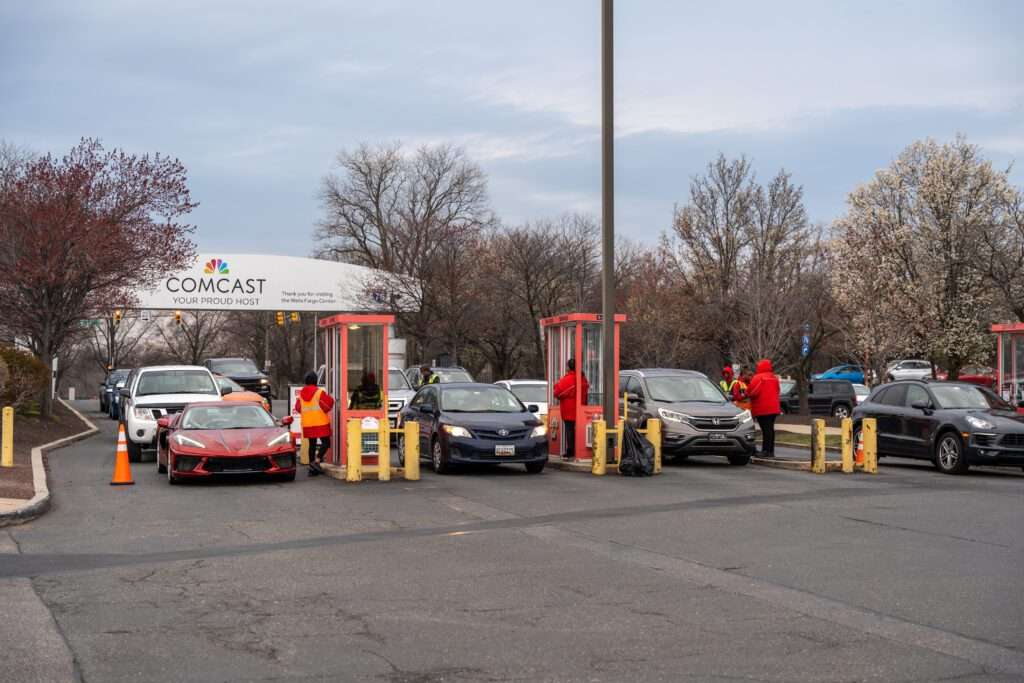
[2,401,1023,682]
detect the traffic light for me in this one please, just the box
[275,311,285,326]
[174,310,182,325]
[113,309,122,325]
[289,312,299,323]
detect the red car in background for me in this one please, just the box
[156,401,296,484]
[935,366,996,388]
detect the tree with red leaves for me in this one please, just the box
[0,138,197,416]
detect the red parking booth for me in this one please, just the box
[992,322,1024,413]
[541,313,626,461]
[319,314,394,467]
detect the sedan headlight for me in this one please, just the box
[737,409,752,424]
[133,407,154,420]
[443,425,473,438]
[260,378,270,385]
[267,431,292,447]
[174,434,206,449]
[530,424,547,438]
[658,408,691,424]
[965,415,994,430]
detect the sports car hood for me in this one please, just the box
[179,427,290,454]
[440,411,540,428]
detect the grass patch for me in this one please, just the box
[774,432,842,449]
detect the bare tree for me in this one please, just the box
[157,312,227,365]
[88,316,154,371]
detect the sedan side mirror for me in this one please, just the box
[528,404,539,413]
[911,400,932,412]
[220,386,232,396]
[626,392,642,402]
[280,415,294,426]
[120,388,131,398]
[419,404,435,415]
[156,417,171,429]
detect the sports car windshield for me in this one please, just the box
[137,370,217,396]
[182,404,276,430]
[509,384,546,403]
[647,376,726,403]
[931,385,990,410]
[441,387,523,413]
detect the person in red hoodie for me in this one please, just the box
[553,359,589,460]
[293,371,336,476]
[745,358,781,458]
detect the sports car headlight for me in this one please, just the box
[738,409,752,424]
[267,431,292,447]
[443,425,473,438]
[658,408,691,424]
[133,407,154,420]
[965,415,993,430]
[174,434,206,449]
[530,424,547,438]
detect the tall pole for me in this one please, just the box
[601,0,616,428]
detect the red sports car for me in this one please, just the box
[935,366,996,388]
[156,401,297,483]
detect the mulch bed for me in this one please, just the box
[0,401,85,500]
[777,413,841,428]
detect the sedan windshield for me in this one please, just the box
[137,370,217,396]
[441,387,523,413]
[182,404,276,430]
[509,384,547,403]
[647,376,726,403]
[209,359,260,375]
[389,370,411,391]
[931,385,990,410]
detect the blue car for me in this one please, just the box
[814,364,865,384]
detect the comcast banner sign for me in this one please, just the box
[135,253,389,312]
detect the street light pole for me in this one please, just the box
[601,0,616,430]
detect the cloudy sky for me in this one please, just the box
[2,0,1022,256]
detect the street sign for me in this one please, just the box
[801,333,811,358]
[77,319,102,328]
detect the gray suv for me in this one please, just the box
[620,369,756,466]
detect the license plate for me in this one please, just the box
[495,444,515,456]
[709,432,726,441]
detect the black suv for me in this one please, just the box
[620,369,756,465]
[781,379,856,418]
[202,357,272,400]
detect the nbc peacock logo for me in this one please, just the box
[204,258,229,276]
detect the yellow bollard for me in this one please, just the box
[811,418,827,474]
[345,419,362,482]
[862,418,878,474]
[403,421,420,481]
[841,418,853,473]
[647,418,662,474]
[299,436,310,466]
[2,406,13,468]
[591,419,607,476]
[377,419,390,481]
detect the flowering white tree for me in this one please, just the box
[831,137,1013,378]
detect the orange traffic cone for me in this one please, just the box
[854,431,865,466]
[110,424,134,486]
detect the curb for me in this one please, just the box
[751,456,846,472]
[0,399,98,527]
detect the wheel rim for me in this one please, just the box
[835,407,849,418]
[938,437,959,469]
[433,442,442,470]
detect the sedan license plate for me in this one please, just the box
[495,444,516,456]
[709,432,726,441]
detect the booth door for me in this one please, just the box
[547,327,563,457]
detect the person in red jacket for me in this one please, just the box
[293,371,336,476]
[553,359,589,460]
[745,358,781,458]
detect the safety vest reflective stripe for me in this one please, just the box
[300,389,329,428]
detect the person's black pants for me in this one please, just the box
[564,420,575,458]
[308,436,331,466]
[756,415,776,455]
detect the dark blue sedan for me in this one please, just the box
[398,383,548,474]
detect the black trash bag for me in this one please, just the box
[619,422,655,476]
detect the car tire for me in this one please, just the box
[157,453,167,474]
[432,438,450,474]
[727,454,750,466]
[934,432,969,475]
[832,404,851,419]
[525,461,545,474]
[167,454,179,485]
[396,433,405,467]
[126,438,143,463]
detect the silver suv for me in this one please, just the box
[620,369,756,466]
[886,360,935,382]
